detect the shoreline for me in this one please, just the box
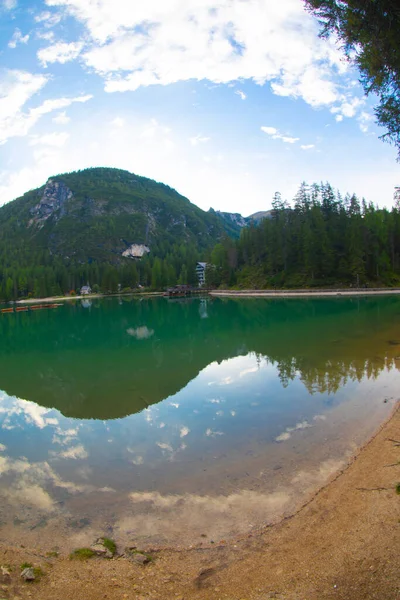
[1,403,399,599]
[8,287,400,305]
[13,291,164,304]
[211,287,400,297]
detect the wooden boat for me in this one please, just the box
[2,302,63,314]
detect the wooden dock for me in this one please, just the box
[1,304,61,314]
[164,285,209,298]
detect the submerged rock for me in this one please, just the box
[90,541,113,559]
[125,548,151,565]
[130,553,149,565]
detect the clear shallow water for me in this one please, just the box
[0,295,399,549]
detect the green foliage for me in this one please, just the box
[304,0,400,157]
[69,548,96,561]
[210,182,400,288]
[100,538,117,555]
[32,567,44,580]
[0,168,228,298]
[20,562,32,570]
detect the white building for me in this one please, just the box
[196,262,207,287]
[80,285,92,295]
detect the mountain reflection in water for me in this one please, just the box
[0,296,398,548]
[0,296,399,419]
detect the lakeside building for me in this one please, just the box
[80,285,92,295]
[196,262,207,287]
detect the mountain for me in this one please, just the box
[211,209,272,235]
[211,210,248,236]
[0,167,274,299]
[0,167,231,268]
[0,167,250,299]
[248,210,272,224]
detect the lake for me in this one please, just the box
[0,295,398,550]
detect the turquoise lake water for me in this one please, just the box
[0,295,398,549]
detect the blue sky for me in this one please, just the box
[0,0,398,216]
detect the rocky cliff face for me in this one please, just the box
[215,210,248,228]
[122,244,150,258]
[0,167,231,267]
[29,179,73,228]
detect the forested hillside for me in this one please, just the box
[0,167,231,300]
[206,183,400,289]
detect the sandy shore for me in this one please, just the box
[11,288,400,304]
[14,291,163,304]
[1,403,399,599]
[211,288,400,298]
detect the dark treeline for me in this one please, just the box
[0,241,200,301]
[4,180,400,300]
[206,182,400,289]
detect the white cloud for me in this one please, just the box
[33,94,92,115]
[239,366,258,378]
[1,0,17,9]
[156,442,173,452]
[141,118,170,139]
[34,10,62,27]
[0,74,91,145]
[261,126,299,144]
[36,30,55,42]
[44,0,357,115]
[52,111,70,125]
[30,131,70,147]
[140,118,175,152]
[235,90,247,100]
[300,144,315,150]
[0,70,48,144]
[330,95,365,122]
[38,41,84,67]
[111,117,125,128]
[126,325,154,339]
[358,110,374,134]
[275,420,312,442]
[189,134,210,146]
[59,444,88,459]
[205,428,224,437]
[179,426,190,438]
[8,28,29,49]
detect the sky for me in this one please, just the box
[0,0,398,216]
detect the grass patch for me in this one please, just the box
[69,548,96,561]
[32,567,44,581]
[45,551,59,558]
[100,537,117,555]
[20,564,44,582]
[396,483,400,495]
